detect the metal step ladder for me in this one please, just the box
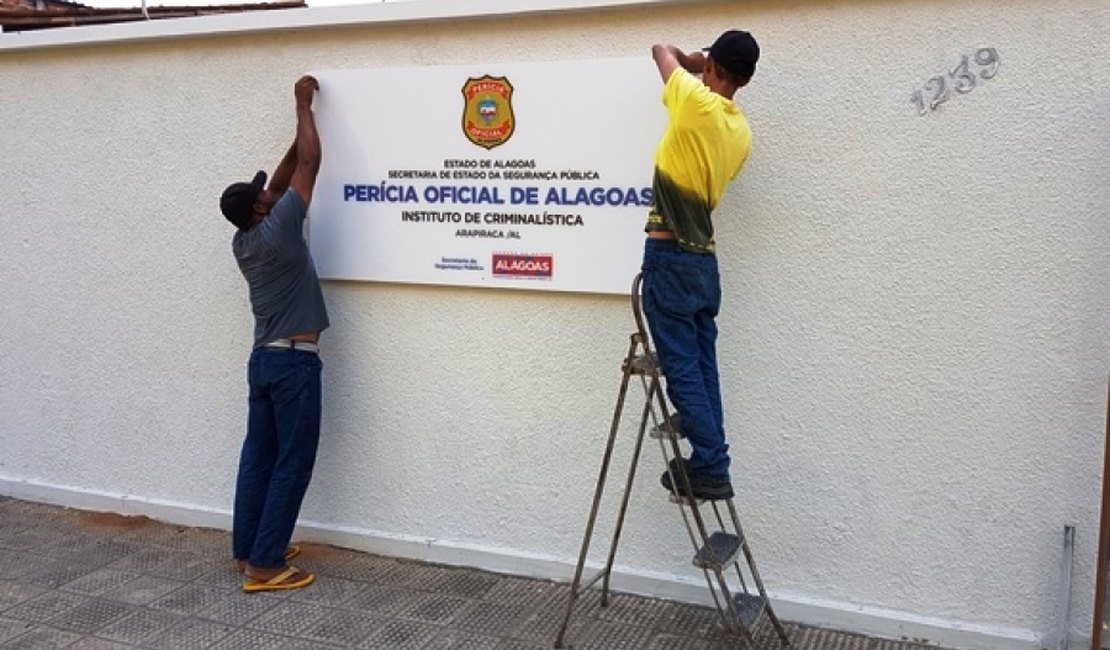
[554,273,791,649]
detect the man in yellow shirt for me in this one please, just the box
[642,30,759,500]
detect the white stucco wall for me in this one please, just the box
[2,0,1107,647]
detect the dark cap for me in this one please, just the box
[705,29,759,82]
[219,170,267,230]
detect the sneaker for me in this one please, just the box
[660,457,734,501]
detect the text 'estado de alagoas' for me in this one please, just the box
[342,183,653,207]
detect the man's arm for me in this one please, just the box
[651,44,706,83]
[289,75,321,206]
[267,139,297,196]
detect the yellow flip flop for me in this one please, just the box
[236,545,301,574]
[242,566,315,593]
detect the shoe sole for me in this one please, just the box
[661,472,733,501]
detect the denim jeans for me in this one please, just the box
[641,238,730,479]
[233,347,322,568]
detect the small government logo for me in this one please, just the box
[491,253,553,279]
[462,76,515,150]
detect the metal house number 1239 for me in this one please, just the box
[912,47,1000,115]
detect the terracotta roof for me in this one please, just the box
[0,0,305,31]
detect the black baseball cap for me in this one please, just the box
[705,29,759,82]
[219,170,267,230]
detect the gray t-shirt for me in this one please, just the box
[233,189,329,347]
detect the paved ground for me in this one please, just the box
[0,496,949,650]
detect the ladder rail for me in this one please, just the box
[553,334,641,649]
[711,501,751,595]
[727,500,791,644]
[599,395,653,605]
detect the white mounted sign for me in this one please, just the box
[309,58,665,295]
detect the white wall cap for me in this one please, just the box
[0,0,707,52]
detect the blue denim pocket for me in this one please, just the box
[648,261,702,316]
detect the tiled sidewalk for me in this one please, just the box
[0,496,942,650]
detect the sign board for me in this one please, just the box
[309,58,665,295]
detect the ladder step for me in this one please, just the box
[623,352,658,375]
[649,414,684,440]
[730,592,766,628]
[692,531,742,570]
[667,493,704,506]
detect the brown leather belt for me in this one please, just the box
[647,230,677,240]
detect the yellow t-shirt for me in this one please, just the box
[644,68,752,253]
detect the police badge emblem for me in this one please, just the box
[461,76,515,150]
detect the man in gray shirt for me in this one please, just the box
[219,75,327,592]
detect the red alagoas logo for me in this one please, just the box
[492,253,553,279]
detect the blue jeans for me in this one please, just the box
[233,347,322,568]
[641,238,730,479]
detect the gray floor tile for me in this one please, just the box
[106,548,172,574]
[20,560,98,590]
[210,628,342,650]
[59,569,140,597]
[193,565,243,589]
[792,625,870,650]
[76,542,142,568]
[576,590,666,627]
[102,575,188,606]
[492,640,548,650]
[0,624,83,650]
[3,591,92,624]
[149,583,225,616]
[0,552,53,583]
[573,618,657,650]
[195,590,283,626]
[0,497,960,650]
[294,545,366,575]
[480,578,559,610]
[0,618,32,645]
[1,527,60,552]
[95,607,185,645]
[66,638,134,647]
[287,576,365,608]
[649,601,718,637]
[178,533,227,560]
[243,599,331,636]
[376,563,454,590]
[315,554,400,582]
[133,526,206,552]
[67,638,134,650]
[356,619,441,650]
[648,632,731,650]
[396,593,473,625]
[140,617,234,650]
[870,637,934,650]
[0,585,47,614]
[298,608,384,646]
[508,596,581,645]
[39,534,105,562]
[44,599,134,634]
[747,620,796,648]
[145,555,223,584]
[422,629,502,650]
[451,601,533,636]
[0,502,62,526]
[343,584,421,618]
[430,571,500,600]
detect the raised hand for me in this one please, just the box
[294,75,319,108]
